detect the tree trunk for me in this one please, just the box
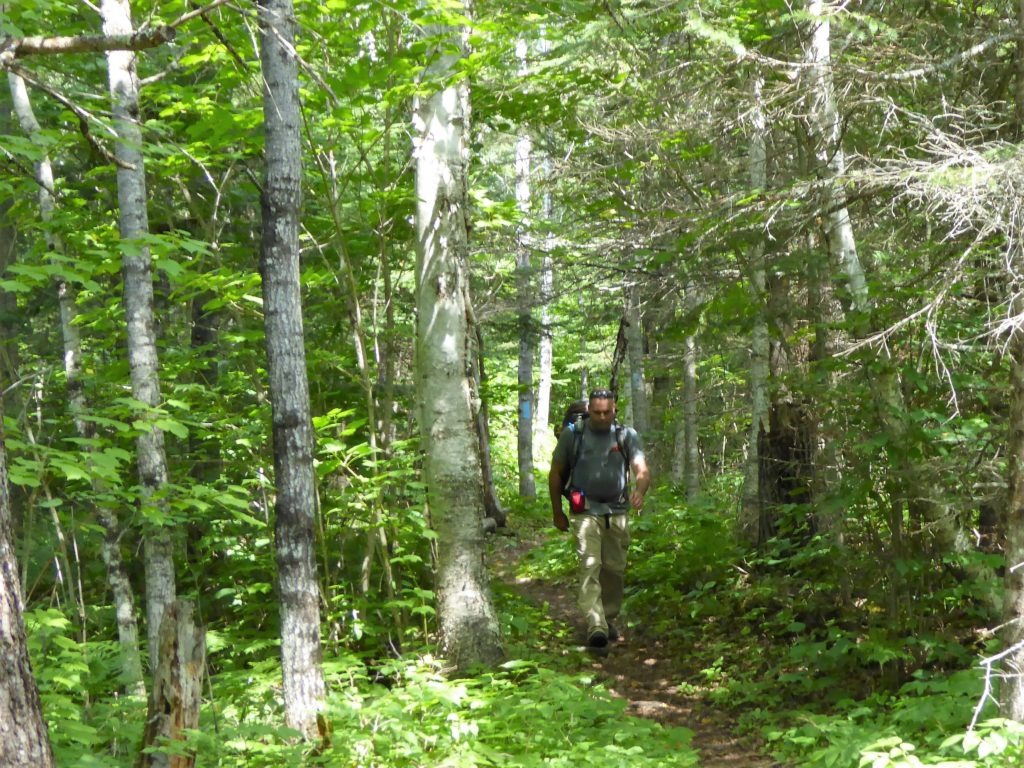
[804,0,952,553]
[1015,0,1024,133]
[0,393,55,768]
[1001,27,1024,700]
[533,40,554,441]
[682,316,701,500]
[515,85,536,498]
[100,0,176,664]
[1001,291,1024,721]
[0,89,18,386]
[740,73,771,544]
[8,69,147,697]
[578,293,589,398]
[257,0,325,738]
[135,601,204,768]
[317,147,396,605]
[470,318,506,528]
[535,234,554,440]
[413,9,502,673]
[625,286,650,435]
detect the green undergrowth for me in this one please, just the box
[518,486,1019,767]
[28,580,698,767]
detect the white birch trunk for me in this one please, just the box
[533,36,554,439]
[514,42,535,497]
[413,12,502,673]
[806,0,868,313]
[100,0,175,665]
[682,288,701,500]
[579,291,589,398]
[8,70,147,697]
[257,0,325,738]
[805,0,952,549]
[0,93,16,384]
[670,414,685,486]
[535,187,553,440]
[625,287,650,434]
[740,73,771,543]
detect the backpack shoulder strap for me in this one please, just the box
[614,423,629,459]
[569,421,585,475]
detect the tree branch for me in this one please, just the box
[6,64,129,169]
[0,0,234,67]
[0,28,176,66]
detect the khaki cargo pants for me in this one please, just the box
[571,512,630,638]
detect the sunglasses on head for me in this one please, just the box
[589,389,614,400]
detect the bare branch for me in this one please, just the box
[0,28,175,66]
[0,0,234,67]
[851,32,1019,82]
[173,0,235,29]
[972,639,1024,729]
[6,64,129,169]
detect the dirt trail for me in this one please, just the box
[491,529,780,768]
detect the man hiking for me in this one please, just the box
[548,389,651,651]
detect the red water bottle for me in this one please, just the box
[569,489,586,514]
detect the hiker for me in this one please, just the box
[548,389,650,650]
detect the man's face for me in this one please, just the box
[588,396,615,432]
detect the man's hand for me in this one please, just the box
[553,508,569,532]
[630,488,645,511]
[549,459,570,531]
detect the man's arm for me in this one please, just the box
[629,454,650,511]
[548,460,569,531]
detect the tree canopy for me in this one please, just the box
[2,0,1024,765]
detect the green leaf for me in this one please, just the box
[155,418,189,439]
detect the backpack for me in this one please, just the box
[559,409,631,502]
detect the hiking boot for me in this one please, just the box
[587,630,608,649]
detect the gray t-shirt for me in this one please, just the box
[553,421,645,512]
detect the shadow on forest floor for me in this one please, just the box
[489,525,784,768]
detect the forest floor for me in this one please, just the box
[490,525,783,768]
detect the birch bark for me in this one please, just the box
[533,37,554,439]
[535,222,554,439]
[100,0,176,664]
[625,287,650,435]
[514,45,536,497]
[804,0,951,551]
[413,10,502,673]
[0,93,15,384]
[740,73,771,543]
[257,0,325,738]
[682,287,701,501]
[7,70,147,694]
